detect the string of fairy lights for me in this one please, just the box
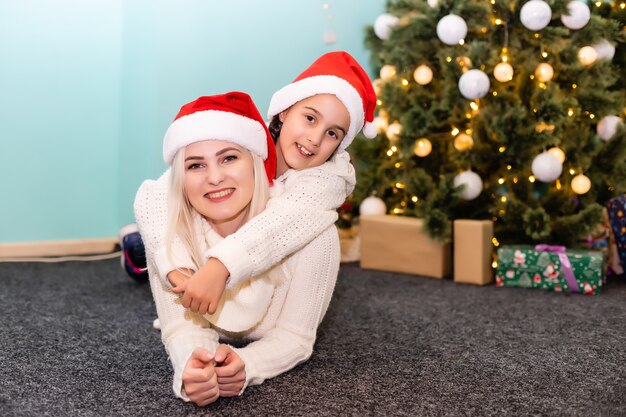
[368,0,624,220]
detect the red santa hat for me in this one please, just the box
[163,91,276,184]
[267,51,378,150]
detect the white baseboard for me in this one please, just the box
[0,237,118,258]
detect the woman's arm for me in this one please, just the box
[207,151,354,289]
[147,262,220,400]
[231,225,341,392]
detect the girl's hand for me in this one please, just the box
[214,344,246,397]
[178,258,228,315]
[167,269,192,293]
[182,348,219,406]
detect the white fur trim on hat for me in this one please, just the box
[163,110,268,164]
[267,75,365,150]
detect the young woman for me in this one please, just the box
[137,91,345,405]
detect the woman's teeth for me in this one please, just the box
[207,189,233,199]
[297,144,313,156]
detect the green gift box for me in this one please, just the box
[495,245,604,295]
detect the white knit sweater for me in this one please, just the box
[134,150,354,399]
[148,150,355,287]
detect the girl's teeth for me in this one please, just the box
[297,144,313,156]
[208,189,233,199]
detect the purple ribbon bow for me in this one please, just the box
[534,244,579,293]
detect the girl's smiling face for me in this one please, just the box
[183,140,255,235]
[275,94,350,175]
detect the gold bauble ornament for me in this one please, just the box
[413,138,432,157]
[547,147,566,164]
[386,121,402,142]
[413,65,433,85]
[578,46,597,66]
[571,174,591,194]
[380,65,397,80]
[535,63,554,82]
[493,62,514,83]
[454,133,474,151]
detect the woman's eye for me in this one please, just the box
[223,155,238,163]
[305,114,315,123]
[187,163,202,170]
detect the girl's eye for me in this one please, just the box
[223,155,238,163]
[305,114,315,123]
[327,130,337,138]
[186,163,203,170]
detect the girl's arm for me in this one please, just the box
[207,150,354,289]
[147,260,219,400]
[134,170,197,287]
[231,225,340,392]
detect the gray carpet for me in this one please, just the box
[0,258,625,416]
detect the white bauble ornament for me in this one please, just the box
[561,1,590,30]
[360,195,387,216]
[374,13,399,40]
[494,62,514,83]
[458,69,490,100]
[427,0,439,7]
[593,39,616,61]
[535,63,554,82]
[454,170,483,200]
[386,121,402,142]
[413,65,433,85]
[571,174,591,194]
[454,133,474,151]
[547,147,566,164]
[380,64,397,80]
[597,115,622,141]
[413,138,432,157]
[436,14,468,45]
[578,46,597,66]
[531,152,563,182]
[520,0,552,31]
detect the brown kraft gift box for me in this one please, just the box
[359,215,451,278]
[453,219,494,285]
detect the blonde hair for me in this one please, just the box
[166,147,270,271]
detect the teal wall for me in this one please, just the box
[0,0,385,244]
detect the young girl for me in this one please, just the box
[138,91,345,405]
[148,51,377,315]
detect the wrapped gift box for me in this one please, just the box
[495,245,604,295]
[359,215,451,278]
[454,220,494,285]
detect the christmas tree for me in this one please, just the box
[350,0,626,246]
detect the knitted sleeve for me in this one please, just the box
[207,150,354,289]
[148,261,219,401]
[232,225,340,391]
[134,170,197,287]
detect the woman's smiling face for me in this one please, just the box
[183,140,255,233]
